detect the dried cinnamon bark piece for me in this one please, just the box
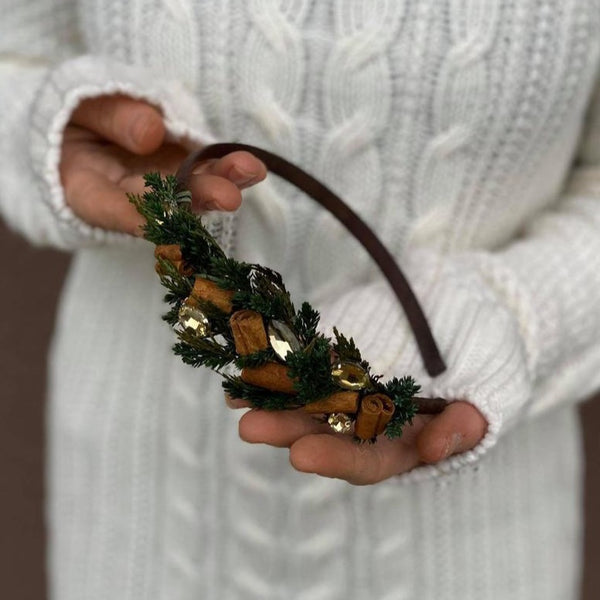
[375,394,395,435]
[189,277,234,313]
[229,310,268,355]
[241,363,297,394]
[354,395,384,440]
[302,391,359,415]
[154,244,183,261]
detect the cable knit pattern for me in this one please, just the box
[1,1,600,599]
[306,2,406,292]
[412,0,498,250]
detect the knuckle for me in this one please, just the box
[238,414,256,443]
[95,97,119,135]
[63,170,90,204]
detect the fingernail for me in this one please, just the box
[447,433,463,457]
[230,165,257,186]
[204,199,225,211]
[192,164,210,176]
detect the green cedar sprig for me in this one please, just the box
[378,376,420,439]
[222,376,303,410]
[293,302,320,342]
[208,256,253,292]
[173,333,236,370]
[131,173,226,267]
[285,336,338,404]
[234,348,276,369]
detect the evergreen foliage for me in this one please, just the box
[222,376,302,410]
[293,302,320,342]
[379,376,420,439]
[285,336,338,404]
[332,327,363,364]
[234,348,276,369]
[209,256,253,292]
[173,333,236,370]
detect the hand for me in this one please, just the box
[228,397,487,485]
[60,94,267,235]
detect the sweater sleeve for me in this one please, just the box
[313,76,600,481]
[0,1,215,250]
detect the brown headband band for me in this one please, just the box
[175,143,446,378]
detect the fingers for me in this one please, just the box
[225,395,252,409]
[65,98,267,233]
[416,401,488,464]
[190,174,244,211]
[71,95,165,155]
[193,151,267,186]
[189,151,267,211]
[235,400,488,483]
[63,168,146,236]
[238,409,331,447]
[289,434,422,485]
[238,408,427,484]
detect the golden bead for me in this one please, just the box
[178,304,210,337]
[331,361,370,390]
[327,413,353,434]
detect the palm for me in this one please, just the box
[237,401,486,485]
[62,124,187,193]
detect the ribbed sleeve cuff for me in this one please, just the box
[28,55,216,247]
[315,249,534,481]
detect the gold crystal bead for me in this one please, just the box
[178,304,210,337]
[331,361,370,390]
[327,413,353,434]
[267,319,301,361]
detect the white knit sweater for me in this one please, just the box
[2,1,600,599]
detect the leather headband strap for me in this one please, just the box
[175,143,446,378]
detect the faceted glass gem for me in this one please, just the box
[327,412,353,434]
[331,361,370,390]
[178,304,210,337]
[267,320,302,361]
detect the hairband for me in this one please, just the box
[131,143,448,441]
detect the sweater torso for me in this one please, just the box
[42,2,599,599]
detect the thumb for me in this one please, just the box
[70,94,165,155]
[416,401,488,464]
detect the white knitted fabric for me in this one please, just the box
[2,1,600,599]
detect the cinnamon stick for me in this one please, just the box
[154,244,183,261]
[302,391,359,415]
[189,277,234,313]
[241,363,297,394]
[229,310,268,355]
[354,395,384,440]
[375,394,395,435]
